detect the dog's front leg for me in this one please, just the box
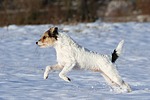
[59,61,76,82]
[44,64,63,79]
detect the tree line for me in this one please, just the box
[0,0,150,26]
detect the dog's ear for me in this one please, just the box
[48,27,58,40]
[49,27,58,36]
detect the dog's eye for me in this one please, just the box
[43,36,46,39]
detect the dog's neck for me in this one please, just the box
[53,33,80,51]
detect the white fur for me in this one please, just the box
[116,40,124,56]
[43,32,132,92]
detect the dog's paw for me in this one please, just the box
[61,76,71,82]
[44,71,49,80]
[63,77,71,82]
[59,74,71,82]
[66,77,71,82]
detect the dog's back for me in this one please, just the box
[53,32,121,71]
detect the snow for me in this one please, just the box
[0,22,150,100]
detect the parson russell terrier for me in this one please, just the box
[36,27,132,92]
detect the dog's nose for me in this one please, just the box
[36,42,38,45]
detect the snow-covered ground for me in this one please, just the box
[0,22,150,100]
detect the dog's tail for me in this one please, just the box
[111,40,124,63]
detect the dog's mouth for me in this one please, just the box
[36,41,50,48]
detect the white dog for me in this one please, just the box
[36,27,132,92]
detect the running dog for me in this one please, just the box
[36,27,132,92]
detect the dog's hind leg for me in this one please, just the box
[101,72,120,89]
[93,70,120,88]
[101,70,132,92]
[44,64,63,79]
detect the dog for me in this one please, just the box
[36,27,132,92]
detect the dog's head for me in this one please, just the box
[36,27,58,48]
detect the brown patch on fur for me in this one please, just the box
[50,27,55,34]
[93,69,103,73]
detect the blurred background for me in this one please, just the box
[0,0,150,26]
